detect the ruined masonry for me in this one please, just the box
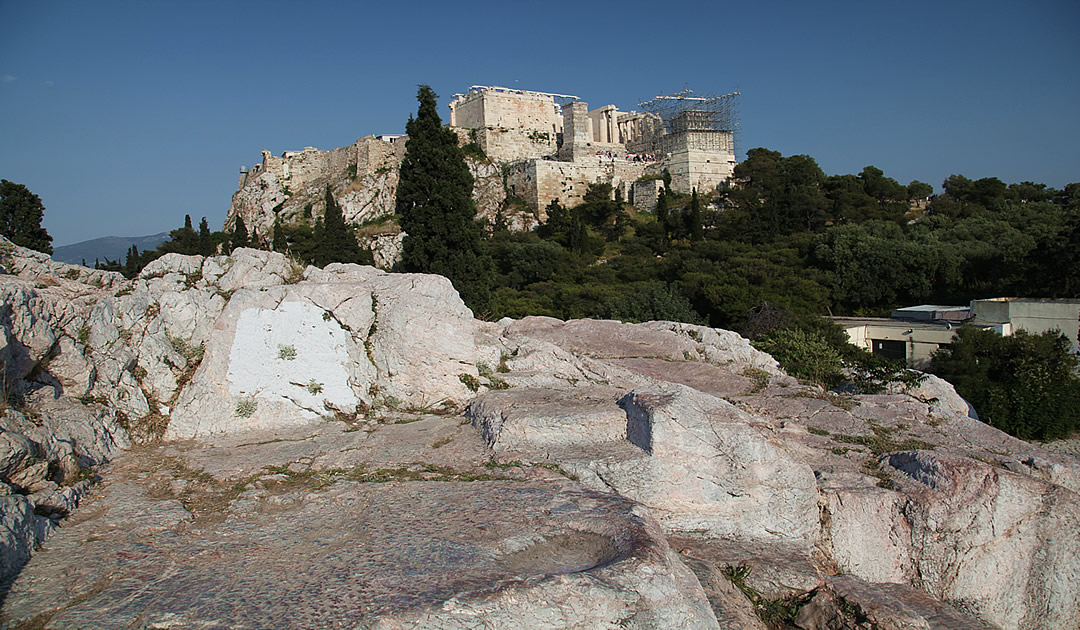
[225,85,738,265]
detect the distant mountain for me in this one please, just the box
[52,233,171,266]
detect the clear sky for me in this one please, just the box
[2,0,1078,247]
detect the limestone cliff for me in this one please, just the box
[225,137,521,268]
[1,236,1077,629]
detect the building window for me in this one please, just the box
[871,339,906,361]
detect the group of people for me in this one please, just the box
[595,150,657,163]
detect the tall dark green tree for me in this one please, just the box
[686,189,704,241]
[197,217,214,255]
[396,85,493,312]
[230,215,249,252]
[315,185,372,267]
[0,180,53,254]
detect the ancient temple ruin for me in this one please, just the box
[227,85,741,250]
[448,85,739,211]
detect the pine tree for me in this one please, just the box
[231,215,249,252]
[397,85,493,312]
[315,185,371,267]
[0,180,53,254]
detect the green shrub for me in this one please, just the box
[930,328,1080,440]
[752,327,844,387]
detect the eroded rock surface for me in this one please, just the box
[1,237,1077,629]
[2,419,716,629]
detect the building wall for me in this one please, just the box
[972,299,1080,353]
[838,320,957,369]
[449,87,562,162]
[662,131,736,194]
[506,158,650,218]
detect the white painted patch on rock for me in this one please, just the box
[227,300,357,417]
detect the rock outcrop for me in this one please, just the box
[1,236,1078,629]
[226,139,516,269]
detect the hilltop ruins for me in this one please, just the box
[226,86,740,263]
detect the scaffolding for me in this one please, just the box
[638,89,740,156]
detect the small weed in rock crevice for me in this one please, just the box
[278,344,297,361]
[497,352,512,373]
[459,373,481,392]
[721,564,813,627]
[740,367,771,394]
[862,458,897,489]
[832,423,936,456]
[234,397,257,418]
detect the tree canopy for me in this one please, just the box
[396,85,493,313]
[930,328,1080,440]
[0,180,53,254]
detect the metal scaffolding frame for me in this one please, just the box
[638,89,741,156]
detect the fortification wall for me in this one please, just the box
[470,126,557,162]
[450,88,562,163]
[507,159,649,219]
[666,147,736,194]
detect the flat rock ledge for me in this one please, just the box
[0,426,716,629]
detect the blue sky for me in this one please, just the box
[2,0,1078,247]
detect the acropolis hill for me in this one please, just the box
[226,86,739,263]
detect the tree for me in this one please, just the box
[197,217,214,255]
[538,199,572,244]
[160,214,198,255]
[230,215,249,252]
[907,180,933,201]
[315,184,372,267]
[123,245,140,277]
[929,328,1080,440]
[686,189,704,241]
[0,180,53,254]
[397,85,493,312]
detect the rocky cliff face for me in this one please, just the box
[1,236,1077,629]
[226,140,520,268]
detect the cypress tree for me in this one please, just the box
[231,215,249,252]
[124,245,140,278]
[272,215,287,253]
[316,185,371,267]
[397,85,492,313]
[0,180,53,254]
[686,188,704,241]
[198,217,214,255]
[655,187,671,235]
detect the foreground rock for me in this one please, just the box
[2,238,1078,628]
[2,420,716,629]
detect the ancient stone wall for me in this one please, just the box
[631,178,664,212]
[666,146,737,195]
[449,87,563,162]
[507,158,649,219]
